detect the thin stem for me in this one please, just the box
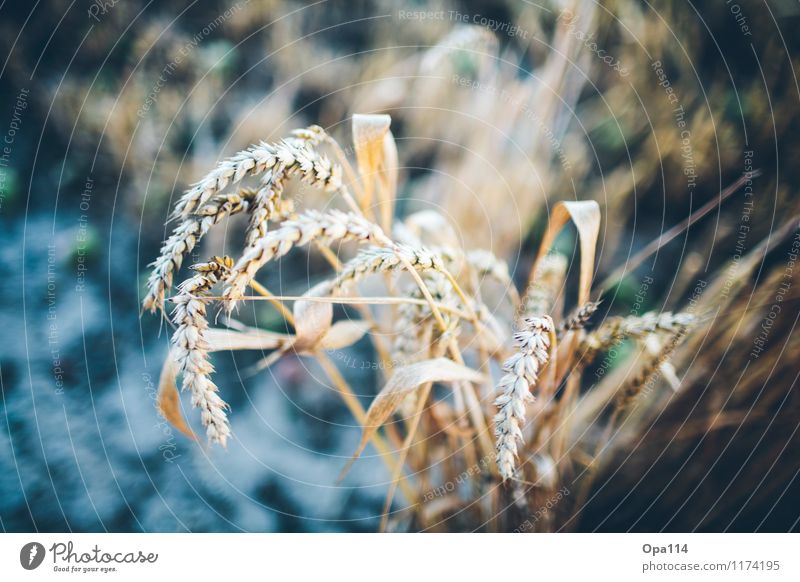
[248,280,295,325]
[397,258,494,469]
[379,381,433,532]
[199,293,476,319]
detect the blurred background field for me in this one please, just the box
[1,0,799,531]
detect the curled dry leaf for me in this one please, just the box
[352,113,397,229]
[349,358,485,463]
[157,351,196,440]
[533,200,600,307]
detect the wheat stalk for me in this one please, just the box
[143,189,257,313]
[494,315,554,480]
[171,256,234,446]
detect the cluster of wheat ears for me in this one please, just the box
[143,116,695,531]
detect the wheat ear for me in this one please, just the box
[224,209,388,310]
[143,189,257,313]
[559,300,601,335]
[172,126,326,218]
[245,128,343,246]
[330,244,445,294]
[171,256,234,446]
[494,316,554,481]
[616,324,691,409]
[579,311,695,365]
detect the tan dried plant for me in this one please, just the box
[144,115,697,532]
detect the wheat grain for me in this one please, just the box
[171,256,234,446]
[224,209,389,310]
[143,189,257,313]
[172,125,326,218]
[494,315,554,480]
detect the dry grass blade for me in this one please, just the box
[534,201,600,307]
[596,172,760,294]
[352,113,396,229]
[156,350,196,440]
[344,358,485,471]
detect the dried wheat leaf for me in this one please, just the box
[318,320,371,350]
[292,281,334,351]
[352,113,392,219]
[535,200,600,305]
[350,358,485,462]
[156,351,196,440]
[205,328,289,351]
[379,130,399,229]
